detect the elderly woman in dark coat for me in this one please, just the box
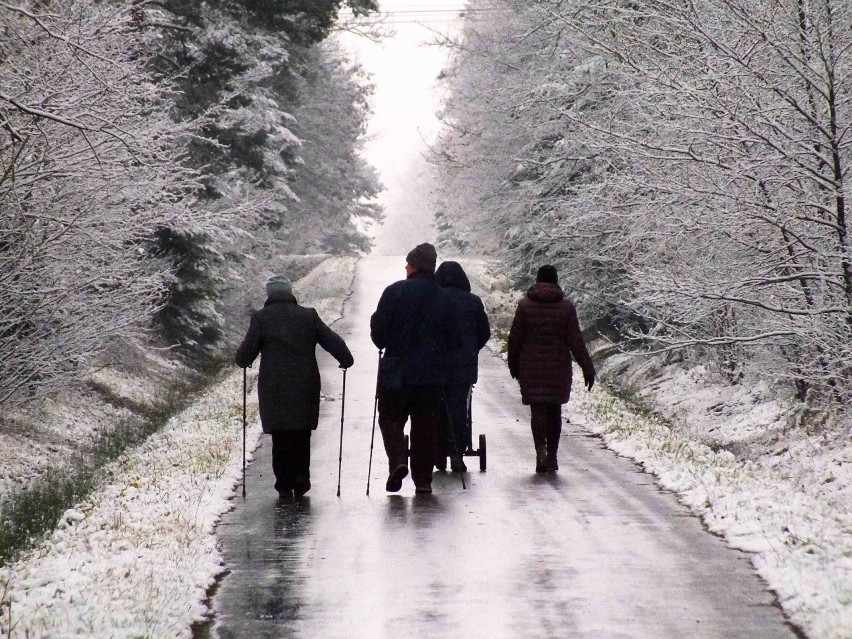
[235,275,353,498]
[508,265,595,472]
[434,261,490,472]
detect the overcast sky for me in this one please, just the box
[339,2,466,256]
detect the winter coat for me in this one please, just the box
[235,294,354,433]
[507,282,595,405]
[370,271,459,388]
[435,262,490,385]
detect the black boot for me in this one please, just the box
[545,453,559,472]
[450,454,467,472]
[293,478,311,498]
[386,464,408,492]
[535,445,547,473]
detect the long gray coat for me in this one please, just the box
[235,294,354,432]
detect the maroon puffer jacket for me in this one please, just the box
[507,283,595,405]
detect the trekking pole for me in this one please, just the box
[366,349,382,496]
[336,368,347,497]
[242,367,247,499]
[444,399,467,490]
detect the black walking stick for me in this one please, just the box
[366,349,382,496]
[242,367,247,499]
[337,368,347,497]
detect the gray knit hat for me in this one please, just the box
[406,242,438,274]
[265,274,293,299]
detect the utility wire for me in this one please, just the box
[341,6,511,17]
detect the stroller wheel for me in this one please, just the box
[478,434,487,472]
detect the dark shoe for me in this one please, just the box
[278,490,293,500]
[545,455,559,472]
[294,479,311,498]
[434,455,447,472]
[535,445,548,473]
[450,456,467,473]
[386,464,409,492]
[415,484,432,494]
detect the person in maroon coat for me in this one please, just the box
[507,265,596,472]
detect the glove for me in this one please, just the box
[584,371,595,392]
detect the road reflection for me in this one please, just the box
[212,474,316,638]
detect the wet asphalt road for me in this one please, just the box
[209,256,800,639]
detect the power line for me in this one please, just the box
[341,6,512,17]
[372,8,511,13]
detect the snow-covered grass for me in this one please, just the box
[1,343,190,500]
[573,362,852,639]
[459,255,852,639]
[0,256,359,639]
[1,378,261,639]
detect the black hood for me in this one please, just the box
[435,261,471,292]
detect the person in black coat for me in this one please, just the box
[434,261,490,472]
[235,275,354,499]
[370,243,459,494]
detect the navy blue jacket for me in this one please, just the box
[435,261,490,385]
[370,271,459,387]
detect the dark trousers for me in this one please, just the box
[438,383,472,456]
[530,404,562,457]
[270,431,311,492]
[378,386,442,487]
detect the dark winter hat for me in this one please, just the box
[265,274,293,299]
[406,243,438,274]
[536,264,559,284]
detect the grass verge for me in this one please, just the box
[0,369,220,568]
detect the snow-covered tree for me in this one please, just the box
[433,0,852,404]
[563,0,852,401]
[0,1,205,407]
[136,0,381,353]
[284,39,382,254]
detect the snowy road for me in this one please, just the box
[208,256,799,639]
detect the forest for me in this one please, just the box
[431,0,852,410]
[0,0,381,413]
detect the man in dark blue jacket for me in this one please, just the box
[370,243,458,494]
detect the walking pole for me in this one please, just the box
[366,349,382,496]
[336,368,347,497]
[242,367,247,499]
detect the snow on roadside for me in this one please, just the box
[1,377,261,639]
[569,376,852,639]
[0,256,359,639]
[458,255,852,639]
[0,344,179,500]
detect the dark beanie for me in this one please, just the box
[536,264,558,284]
[406,243,437,274]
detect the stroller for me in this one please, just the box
[434,385,486,472]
